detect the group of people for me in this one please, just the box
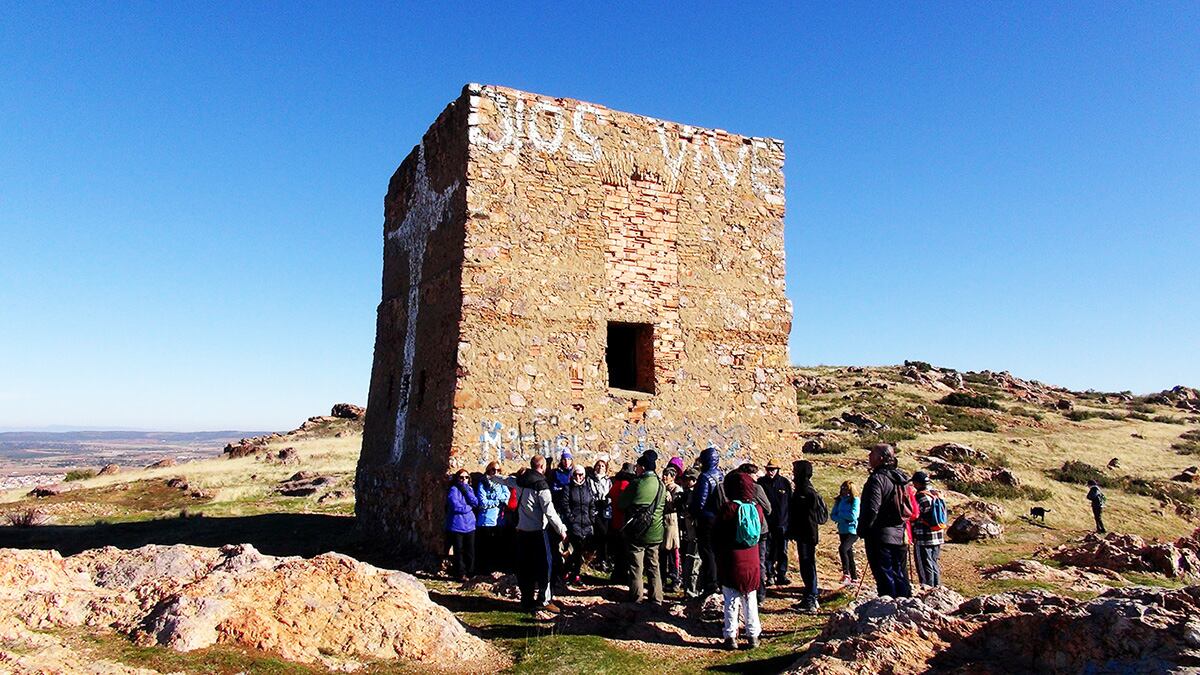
[444,442,949,650]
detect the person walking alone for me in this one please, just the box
[1087,480,1107,533]
[445,469,480,580]
[617,450,666,607]
[858,443,913,598]
[714,471,765,650]
[787,460,827,611]
[829,481,860,585]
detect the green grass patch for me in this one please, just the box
[943,480,1051,502]
[860,429,918,448]
[1008,407,1045,422]
[1050,461,1116,487]
[1130,403,1158,414]
[1050,461,1196,504]
[1173,440,1200,456]
[1065,410,1126,422]
[805,439,852,455]
[74,629,322,674]
[940,392,1000,410]
[65,469,97,482]
[507,634,655,674]
[1154,415,1186,425]
[927,405,998,432]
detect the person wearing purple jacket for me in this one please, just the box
[446,468,480,579]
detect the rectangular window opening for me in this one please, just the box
[606,321,655,394]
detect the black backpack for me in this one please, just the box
[622,477,664,541]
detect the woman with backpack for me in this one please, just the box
[714,471,765,650]
[829,480,860,585]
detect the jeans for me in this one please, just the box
[660,544,680,585]
[721,586,761,639]
[697,521,719,593]
[448,531,475,578]
[628,541,663,604]
[766,532,790,582]
[865,539,912,598]
[1093,506,1107,533]
[795,541,818,600]
[838,533,858,580]
[915,544,941,587]
[516,529,553,609]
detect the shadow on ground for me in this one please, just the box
[0,513,395,565]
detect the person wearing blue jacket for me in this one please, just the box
[830,480,861,585]
[446,468,480,580]
[475,461,510,573]
[688,445,724,596]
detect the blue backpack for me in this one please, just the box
[925,492,948,531]
[734,501,761,547]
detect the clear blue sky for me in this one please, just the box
[1,3,1196,430]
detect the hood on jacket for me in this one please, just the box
[700,445,720,472]
[517,469,549,491]
[793,459,813,483]
[724,471,756,502]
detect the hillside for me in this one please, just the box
[2,369,1199,673]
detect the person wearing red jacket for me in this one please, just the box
[607,462,636,584]
[714,471,765,650]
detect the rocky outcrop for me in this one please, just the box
[791,585,1200,674]
[223,437,268,458]
[144,458,176,469]
[26,484,67,498]
[957,500,1006,521]
[947,513,1003,543]
[277,474,334,497]
[1046,531,1200,579]
[926,457,1020,487]
[981,559,1123,593]
[926,442,988,463]
[98,464,120,476]
[331,403,366,420]
[0,544,500,671]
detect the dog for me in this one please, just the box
[1029,506,1051,523]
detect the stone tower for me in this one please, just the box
[356,84,796,553]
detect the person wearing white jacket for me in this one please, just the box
[500,456,566,614]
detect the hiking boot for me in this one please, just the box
[746,635,760,649]
[777,576,792,585]
[723,637,737,651]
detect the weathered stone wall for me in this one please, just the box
[359,83,797,553]
[357,95,469,550]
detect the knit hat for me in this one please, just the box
[668,456,685,475]
[637,449,659,471]
[561,451,573,462]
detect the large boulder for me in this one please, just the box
[947,513,1002,543]
[1047,532,1200,579]
[926,443,988,463]
[97,464,120,476]
[791,585,1200,674]
[330,403,366,421]
[0,544,501,671]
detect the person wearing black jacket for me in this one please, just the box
[787,459,827,611]
[757,459,792,586]
[858,443,913,599]
[556,465,596,586]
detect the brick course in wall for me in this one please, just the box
[357,84,797,553]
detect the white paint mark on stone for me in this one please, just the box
[527,101,565,154]
[708,136,749,187]
[657,124,692,183]
[385,143,461,462]
[568,104,604,163]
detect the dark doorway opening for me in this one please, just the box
[606,322,655,394]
